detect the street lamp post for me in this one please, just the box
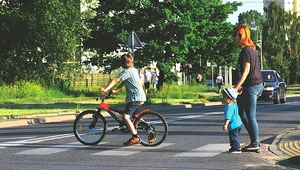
[250,28,263,70]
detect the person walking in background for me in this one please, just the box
[143,67,151,94]
[196,73,202,85]
[157,64,165,91]
[152,67,159,94]
[100,53,146,146]
[216,73,223,93]
[139,68,144,85]
[232,24,263,151]
[222,88,242,154]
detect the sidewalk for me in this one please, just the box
[1,101,300,169]
[268,127,300,169]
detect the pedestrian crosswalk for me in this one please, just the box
[0,136,233,157]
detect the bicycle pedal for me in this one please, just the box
[148,132,157,143]
[149,138,156,143]
[112,127,119,131]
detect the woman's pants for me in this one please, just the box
[238,83,263,147]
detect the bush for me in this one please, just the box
[0,81,68,103]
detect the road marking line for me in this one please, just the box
[0,133,73,148]
[174,143,229,157]
[15,142,109,155]
[92,143,174,156]
[166,112,222,122]
[0,137,36,140]
[174,143,245,157]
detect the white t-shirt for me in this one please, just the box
[144,71,151,83]
[216,75,223,84]
[152,72,159,84]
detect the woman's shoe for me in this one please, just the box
[243,144,259,151]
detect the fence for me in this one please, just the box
[75,72,120,87]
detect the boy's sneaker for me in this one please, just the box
[231,149,242,153]
[123,137,140,146]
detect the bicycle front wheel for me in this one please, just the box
[134,111,168,146]
[73,110,107,145]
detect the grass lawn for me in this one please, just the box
[1,85,299,120]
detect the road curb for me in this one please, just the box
[0,113,78,128]
[268,133,285,157]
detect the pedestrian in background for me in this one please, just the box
[196,73,202,85]
[216,73,223,93]
[152,67,159,94]
[222,88,242,154]
[233,24,263,151]
[139,68,144,85]
[143,67,151,94]
[157,63,165,91]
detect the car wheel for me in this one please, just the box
[280,90,286,103]
[273,90,280,104]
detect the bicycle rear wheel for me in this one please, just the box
[134,111,168,146]
[73,110,107,145]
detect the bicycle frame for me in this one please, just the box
[98,95,150,126]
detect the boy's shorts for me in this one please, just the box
[124,101,141,115]
[144,82,150,89]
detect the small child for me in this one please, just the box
[222,88,243,153]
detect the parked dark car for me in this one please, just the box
[259,70,287,104]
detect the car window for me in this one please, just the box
[262,72,275,82]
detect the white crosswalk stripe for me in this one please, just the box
[91,143,174,156]
[15,142,105,155]
[174,143,229,157]
[0,133,73,148]
[174,143,245,157]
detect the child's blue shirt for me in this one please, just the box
[224,102,242,131]
[118,67,146,104]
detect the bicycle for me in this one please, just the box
[73,91,168,146]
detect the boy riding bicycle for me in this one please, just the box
[100,53,146,146]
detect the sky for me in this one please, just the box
[223,0,264,24]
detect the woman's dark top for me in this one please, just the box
[237,46,263,87]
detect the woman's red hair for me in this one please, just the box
[233,24,255,49]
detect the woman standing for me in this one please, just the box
[232,24,263,151]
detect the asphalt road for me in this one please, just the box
[0,96,299,170]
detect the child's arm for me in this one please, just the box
[223,119,229,131]
[112,81,125,94]
[100,77,121,94]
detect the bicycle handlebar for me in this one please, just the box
[99,90,113,101]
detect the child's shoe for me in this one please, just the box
[123,136,140,146]
[230,149,242,154]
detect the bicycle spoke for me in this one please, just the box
[135,111,168,146]
[73,111,107,145]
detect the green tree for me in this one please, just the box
[285,11,300,83]
[84,0,241,75]
[0,0,83,87]
[262,1,300,84]
[237,10,264,46]
[263,1,289,81]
